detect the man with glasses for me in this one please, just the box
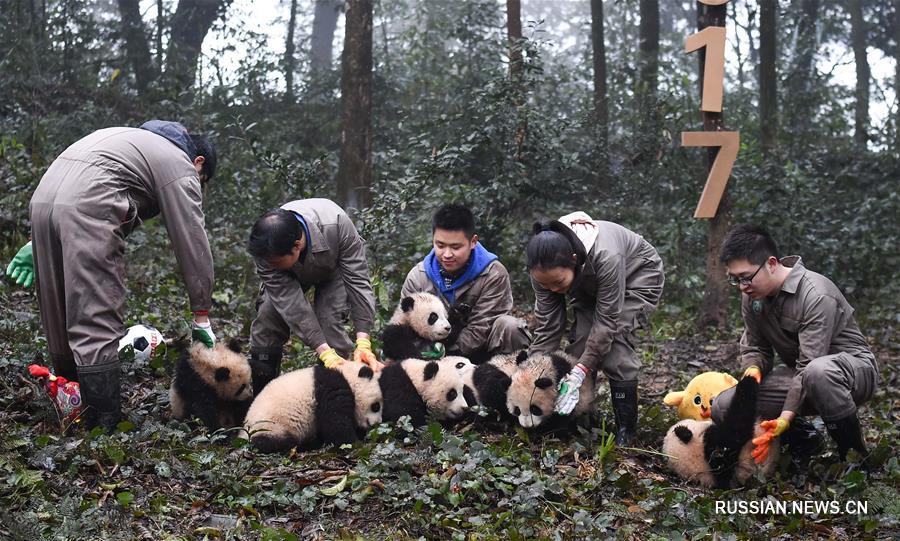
[5,120,217,431]
[712,224,878,465]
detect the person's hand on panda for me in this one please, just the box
[554,363,590,415]
[352,334,384,371]
[191,311,216,348]
[317,344,347,369]
[751,410,794,464]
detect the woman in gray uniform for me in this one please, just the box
[526,212,664,445]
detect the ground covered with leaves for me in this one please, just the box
[1,227,898,540]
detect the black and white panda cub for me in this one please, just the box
[243,361,383,453]
[506,351,597,429]
[170,341,254,431]
[662,375,779,488]
[380,292,453,362]
[446,352,523,416]
[379,359,469,426]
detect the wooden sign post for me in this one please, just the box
[683,0,739,219]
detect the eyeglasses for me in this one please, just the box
[727,263,764,286]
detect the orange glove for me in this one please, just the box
[352,338,384,371]
[743,365,762,384]
[751,417,789,464]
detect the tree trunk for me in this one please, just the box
[165,0,229,93]
[591,0,608,158]
[311,0,342,74]
[335,0,373,212]
[848,0,869,150]
[117,0,157,93]
[284,0,298,104]
[784,0,818,153]
[896,0,900,153]
[697,1,731,331]
[758,0,777,151]
[638,0,659,148]
[156,0,164,68]
[507,0,527,164]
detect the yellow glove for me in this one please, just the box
[352,338,384,371]
[319,348,346,369]
[743,365,762,383]
[751,417,789,464]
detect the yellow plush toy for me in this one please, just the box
[663,371,738,420]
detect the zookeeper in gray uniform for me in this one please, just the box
[401,203,530,363]
[713,224,878,464]
[6,120,218,431]
[246,198,380,394]
[526,212,664,445]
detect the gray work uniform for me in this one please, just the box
[402,258,530,356]
[250,199,376,358]
[530,221,664,382]
[29,127,213,373]
[712,257,878,424]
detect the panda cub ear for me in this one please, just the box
[515,350,529,364]
[534,377,553,389]
[358,366,374,379]
[401,296,415,313]
[674,425,693,444]
[215,367,231,382]
[423,361,439,381]
[226,338,242,354]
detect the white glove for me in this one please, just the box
[554,363,589,415]
[191,320,216,348]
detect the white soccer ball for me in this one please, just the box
[118,324,165,362]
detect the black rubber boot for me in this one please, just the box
[50,353,79,382]
[250,347,283,395]
[825,414,867,460]
[609,380,639,446]
[77,361,122,433]
[780,416,825,464]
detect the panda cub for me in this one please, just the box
[506,351,597,429]
[380,292,452,362]
[170,341,254,431]
[662,375,779,488]
[447,352,522,416]
[379,359,469,426]
[243,361,383,453]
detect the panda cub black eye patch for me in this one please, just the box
[530,405,543,416]
[446,389,457,402]
[428,313,439,325]
[513,406,521,416]
[371,402,381,413]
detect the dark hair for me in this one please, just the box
[190,134,217,181]
[247,209,303,259]
[432,203,475,238]
[525,219,586,270]
[719,224,779,264]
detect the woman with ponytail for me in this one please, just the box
[525,212,664,445]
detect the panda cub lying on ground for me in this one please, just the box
[381,292,465,362]
[379,359,470,426]
[243,361,383,453]
[662,375,779,488]
[505,351,598,429]
[447,352,521,418]
[170,341,254,431]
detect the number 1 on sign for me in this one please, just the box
[685,26,726,112]
[682,131,740,218]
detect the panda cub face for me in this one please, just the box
[392,292,452,341]
[506,351,570,428]
[411,360,469,420]
[190,343,254,403]
[335,361,383,429]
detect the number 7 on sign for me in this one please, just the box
[682,131,739,218]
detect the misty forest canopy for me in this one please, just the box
[1,0,898,331]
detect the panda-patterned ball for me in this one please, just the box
[118,324,165,362]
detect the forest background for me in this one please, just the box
[0,0,898,539]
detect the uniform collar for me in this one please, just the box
[779,255,805,294]
[295,212,329,254]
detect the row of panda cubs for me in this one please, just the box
[170,292,775,489]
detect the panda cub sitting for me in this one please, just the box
[506,351,597,429]
[380,292,458,362]
[243,361,382,453]
[662,375,779,488]
[170,341,254,431]
[379,359,469,426]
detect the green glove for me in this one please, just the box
[191,320,216,348]
[6,241,34,288]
